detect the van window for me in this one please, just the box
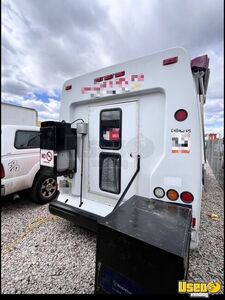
[99,152,121,194]
[14,131,40,149]
[100,109,122,149]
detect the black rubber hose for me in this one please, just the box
[71,118,84,125]
[113,155,140,211]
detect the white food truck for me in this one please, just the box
[40,47,210,249]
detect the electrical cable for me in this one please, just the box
[71,118,84,125]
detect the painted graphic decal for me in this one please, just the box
[171,129,191,154]
[81,74,144,97]
[8,160,20,172]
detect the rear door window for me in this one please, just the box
[99,152,121,194]
[100,109,122,149]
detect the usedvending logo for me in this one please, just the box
[178,280,221,298]
[171,128,191,154]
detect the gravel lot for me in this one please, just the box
[1,162,224,294]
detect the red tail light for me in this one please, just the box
[163,56,178,65]
[1,164,5,179]
[180,191,194,203]
[174,109,188,121]
[192,218,196,228]
[65,85,72,90]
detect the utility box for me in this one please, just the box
[40,121,77,176]
[95,195,192,294]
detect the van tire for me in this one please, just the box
[30,174,58,204]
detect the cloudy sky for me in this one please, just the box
[2,0,224,136]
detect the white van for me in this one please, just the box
[41,47,210,248]
[1,125,58,204]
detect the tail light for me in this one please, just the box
[163,56,178,65]
[180,191,194,203]
[153,187,165,198]
[65,85,72,90]
[1,164,5,179]
[192,218,196,228]
[167,189,179,201]
[174,109,188,121]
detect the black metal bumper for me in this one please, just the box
[49,199,103,232]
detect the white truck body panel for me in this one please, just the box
[55,47,206,248]
[1,103,37,126]
[1,125,40,195]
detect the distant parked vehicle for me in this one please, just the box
[1,125,58,204]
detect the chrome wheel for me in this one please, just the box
[41,178,57,198]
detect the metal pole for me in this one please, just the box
[79,134,84,207]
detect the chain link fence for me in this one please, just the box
[206,138,224,189]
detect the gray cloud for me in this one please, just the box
[2,35,17,54]
[2,0,113,95]
[1,0,224,135]
[102,0,223,63]
[2,79,31,95]
[19,0,108,34]
[154,0,223,48]
[205,99,224,114]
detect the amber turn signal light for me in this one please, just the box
[167,189,179,201]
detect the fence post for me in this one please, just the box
[206,138,224,189]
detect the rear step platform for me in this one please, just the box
[49,200,103,232]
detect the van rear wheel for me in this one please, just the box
[30,174,58,204]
